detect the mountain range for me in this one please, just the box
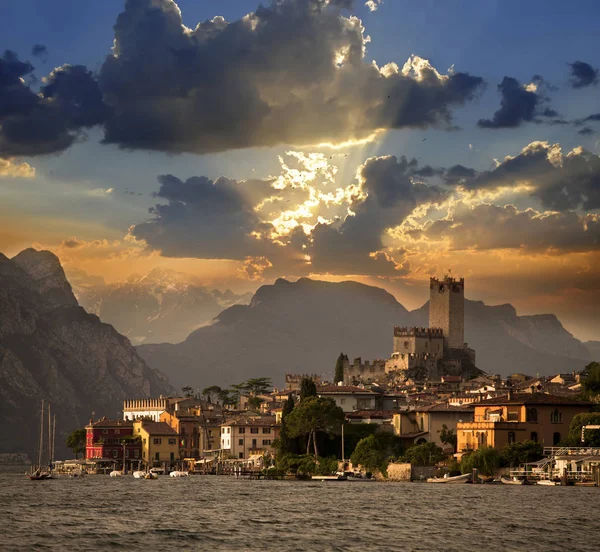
[137,277,595,390]
[72,267,252,345]
[0,249,175,456]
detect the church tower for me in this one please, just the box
[429,275,465,350]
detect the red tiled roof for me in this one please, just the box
[225,417,280,427]
[414,403,472,413]
[474,393,591,407]
[318,385,379,394]
[346,410,394,419]
[139,421,178,435]
[88,419,133,428]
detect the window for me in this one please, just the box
[262,427,271,434]
[170,452,175,462]
[227,427,230,434]
[553,432,561,446]
[404,341,409,348]
[530,432,538,443]
[221,428,225,434]
[125,450,130,458]
[507,411,519,422]
[239,452,244,459]
[112,449,118,458]
[115,429,120,435]
[168,438,176,445]
[250,428,259,434]
[153,438,162,445]
[252,439,257,447]
[508,432,516,444]
[262,439,271,446]
[143,439,146,445]
[238,439,244,446]
[239,428,245,434]
[155,452,160,461]
[550,409,562,423]
[102,429,108,434]
[526,408,538,422]
[134,450,140,458]
[340,398,346,405]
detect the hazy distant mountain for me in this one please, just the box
[137,278,592,389]
[585,341,600,361]
[73,267,253,344]
[0,249,175,456]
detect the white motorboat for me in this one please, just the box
[499,476,524,485]
[426,473,471,484]
[311,474,347,481]
[109,470,123,477]
[169,470,189,478]
[133,470,146,479]
[536,479,559,486]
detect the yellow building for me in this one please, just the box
[133,420,179,468]
[456,392,591,454]
[220,416,280,460]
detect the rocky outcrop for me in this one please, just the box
[138,278,591,389]
[0,250,175,457]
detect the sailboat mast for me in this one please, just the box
[52,415,56,464]
[47,403,51,466]
[38,399,44,468]
[341,423,345,463]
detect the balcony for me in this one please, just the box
[458,421,523,431]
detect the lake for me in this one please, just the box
[1,473,599,551]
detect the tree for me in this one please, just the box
[334,353,348,384]
[181,385,194,398]
[460,446,501,476]
[564,412,600,446]
[66,428,86,458]
[244,377,273,396]
[277,395,297,456]
[299,377,317,400]
[500,441,543,467]
[581,362,600,398]
[402,442,445,467]
[438,424,457,450]
[202,385,222,403]
[351,432,403,476]
[286,397,344,458]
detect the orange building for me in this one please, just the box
[456,392,591,454]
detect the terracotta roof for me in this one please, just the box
[88,419,133,428]
[318,385,379,394]
[224,417,280,427]
[346,410,395,419]
[414,403,472,412]
[139,421,178,435]
[474,393,592,407]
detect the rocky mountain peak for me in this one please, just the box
[12,248,77,308]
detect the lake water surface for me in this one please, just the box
[1,473,599,551]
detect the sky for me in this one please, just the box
[1,0,599,341]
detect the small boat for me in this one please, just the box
[426,473,471,484]
[169,470,189,478]
[109,470,123,477]
[499,476,524,485]
[150,467,165,476]
[133,470,146,479]
[574,481,596,487]
[144,472,158,480]
[536,479,558,486]
[311,474,347,481]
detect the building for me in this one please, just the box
[285,374,322,392]
[392,403,472,451]
[429,276,464,350]
[85,418,142,471]
[133,420,179,468]
[317,384,380,413]
[220,416,280,460]
[160,411,202,460]
[123,397,198,421]
[343,358,386,385]
[456,392,592,454]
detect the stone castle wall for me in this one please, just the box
[343,357,386,385]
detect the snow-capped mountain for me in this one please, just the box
[72,267,253,344]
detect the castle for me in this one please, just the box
[344,276,478,384]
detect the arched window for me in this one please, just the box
[508,431,516,444]
[553,432,561,446]
[526,408,538,422]
[550,409,562,423]
[530,432,538,443]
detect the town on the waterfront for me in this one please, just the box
[28,276,599,486]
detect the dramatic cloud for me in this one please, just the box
[569,60,598,88]
[478,76,558,129]
[31,44,47,60]
[421,203,600,253]
[0,51,109,157]
[98,0,483,153]
[365,0,383,11]
[0,157,35,178]
[448,141,600,211]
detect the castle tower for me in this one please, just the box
[429,276,464,350]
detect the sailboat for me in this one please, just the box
[28,400,54,480]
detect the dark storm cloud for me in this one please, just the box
[0,51,109,157]
[422,204,600,254]
[478,76,557,129]
[97,0,484,153]
[449,141,600,212]
[31,44,47,59]
[131,174,275,260]
[578,127,594,136]
[306,155,443,275]
[569,60,598,88]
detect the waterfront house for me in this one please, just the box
[220,416,280,460]
[85,418,142,471]
[133,420,179,469]
[317,384,380,412]
[456,392,592,454]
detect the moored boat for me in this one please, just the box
[311,474,347,481]
[109,470,123,477]
[133,470,145,479]
[426,473,471,484]
[536,479,559,486]
[499,476,525,485]
[169,470,189,477]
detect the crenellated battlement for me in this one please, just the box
[430,275,464,291]
[394,326,444,338]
